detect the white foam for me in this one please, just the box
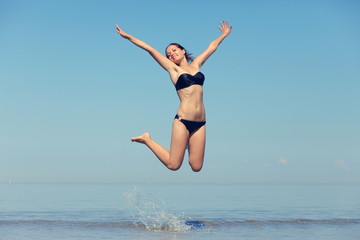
[124,187,191,232]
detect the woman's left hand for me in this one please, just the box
[218,21,232,36]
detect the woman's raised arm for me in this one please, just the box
[192,21,232,68]
[116,24,176,72]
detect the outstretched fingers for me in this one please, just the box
[218,20,232,36]
[115,24,122,34]
[115,24,130,39]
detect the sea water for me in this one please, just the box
[0,183,359,240]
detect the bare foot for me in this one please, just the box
[131,132,151,144]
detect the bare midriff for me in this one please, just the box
[176,85,205,121]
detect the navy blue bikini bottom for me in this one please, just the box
[175,114,206,134]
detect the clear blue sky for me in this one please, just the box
[1,0,359,184]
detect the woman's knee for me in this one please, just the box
[190,162,203,172]
[168,164,181,171]
[167,160,182,171]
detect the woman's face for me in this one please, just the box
[166,45,185,64]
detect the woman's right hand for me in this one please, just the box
[116,24,130,39]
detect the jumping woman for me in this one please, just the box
[116,21,232,172]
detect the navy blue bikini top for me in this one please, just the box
[175,72,205,91]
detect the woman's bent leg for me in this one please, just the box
[131,119,189,171]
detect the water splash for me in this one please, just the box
[124,187,192,232]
